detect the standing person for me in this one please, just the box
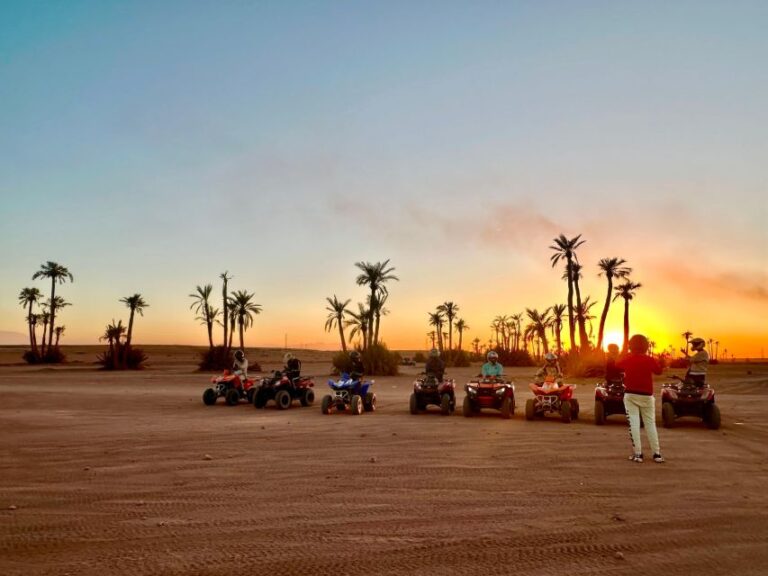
[424,348,445,381]
[481,350,504,377]
[617,334,664,463]
[684,337,709,386]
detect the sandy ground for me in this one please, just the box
[1,347,767,575]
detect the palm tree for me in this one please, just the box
[613,281,642,354]
[428,311,445,352]
[597,258,632,350]
[455,318,469,351]
[526,307,553,354]
[565,262,590,350]
[54,326,65,347]
[228,290,262,351]
[371,291,389,345]
[32,262,73,353]
[681,330,693,356]
[120,294,149,349]
[101,319,126,370]
[577,296,598,344]
[18,287,43,356]
[189,284,216,350]
[325,295,351,352]
[427,331,437,349]
[437,302,459,351]
[550,304,566,354]
[39,310,50,355]
[345,303,370,348]
[550,234,584,351]
[29,314,40,353]
[220,271,232,350]
[355,260,398,348]
[510,313,523,351]
[472,337,481,355]
[715,341,720,361]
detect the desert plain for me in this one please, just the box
[1,346,767,576]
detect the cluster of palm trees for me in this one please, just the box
[426,302,469,354]
[324,260,398,351]
[189,272,262,356]
[99,293,149,369]
[18,261,74,363]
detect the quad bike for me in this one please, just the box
[253,371,315,410]
[462,376,516,419]
[321,373,376,415]
[661,375,721,429]
[525,377,579,423]
[594,378,644,427]
[202,370,257,406]
[410,374,456,416]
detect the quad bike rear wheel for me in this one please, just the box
[500,396,514,420]
[364,392,376,412]
[704,403,721,429]
[253,388,268,409]
[440,393,452,416]
[321,394,333,415]
[275,389,292,410]
[202,388,217,406]
[350,394,363,415]
[300,389,315,407]
[571,399,580,420]
[225,388,240,406]
[246,388,255,404]
[462,395,474,417]
[560,400,572,423]
[594,400,605,425]
[409,393,419,415]
[662,402,676,428]
[525,398,536,421]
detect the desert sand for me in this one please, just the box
[1,346,767,575]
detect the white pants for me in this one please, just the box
[624,393,661,456]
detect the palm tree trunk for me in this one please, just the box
[337,314,348,352]
[566,259,575,351]
[41,321,48,357]
[369,288,376,349]
[374,311,381,346]
[239,319,245,351]
[540,329,549,354]
[622,299,630,354]
[458,330,463,351]
[27,301,36,356]
[222,279,228,348]
[597,277,613,350]
[573,275,589,351]
[48,281,57,350]
[126,308,135,348]
[447,320,453,351]
[556,321,562,353]
[228,316,235,351]
[206,306,214,350]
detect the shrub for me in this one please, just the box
[668,357,689,369]
[98,345,148,370]
[23,348,66,364]
[413,351,426,363]
[560,349,606,378]
[331,344,400,376]
[197,346,261,372]
[492,349,535,367]
[443,349,471,368]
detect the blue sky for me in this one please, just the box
[1,1,766,353]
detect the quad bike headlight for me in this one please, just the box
[467,386,477,396]
[496,386,506,396]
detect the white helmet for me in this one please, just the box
[487,351,499,361]
[545,352,557,363]
[283,352,294,363]
[429,348,440,358]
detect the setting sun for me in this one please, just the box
[602,331,624,351]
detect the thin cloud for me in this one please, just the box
[656,262,768,302]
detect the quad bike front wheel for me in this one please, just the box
[560,400,572,423]
[704,404,721,430]
[500,396,514,420]
[440,393,452,416]
[245,388,255,404]
[225,388,240,406]
[462,395,474,417]
[525,398,536,421]
[409,393,419,415]
[662,402,676,428]
[253,388,268,409]
[202,388,217,406]
[350,394,363,415]
[363,392,376,412]
[300,389,315,407]
[594,400,605,425]
[275,389,292,410]
[321,394,333,415]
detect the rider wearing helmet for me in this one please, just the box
[533,352,563,390]
[425,348,445,381]
[605,343,624,383]
[232,349,249,386]
[685,337,709,386]
[283,352,302,382]
[481,350,504,378]
[349,350,364,381]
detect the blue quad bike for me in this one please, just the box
[321,373,376,415]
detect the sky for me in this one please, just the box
[1,1,766,356]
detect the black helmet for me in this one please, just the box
[350,350,360,359]
[234,350,244,361]
[628,334,649,354]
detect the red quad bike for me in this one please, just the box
[661,375,721,429]
[253,371,315,410]
[462,376,516,419]
[203,370,257,406]
[594,378,644,427]
[410,374,456,416]
[525,377,579,423]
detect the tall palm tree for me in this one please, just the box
[550,304,566,354]
[681,330,693,356]
[54,326,65,347]
[613,281,642,354]
[371,291,389,345]
[18,287,43,356]
[455,318,469,351]
[325,295,351,352]
[228,290,262,351]
[550,234,584,351]
[220,271,232,350]
[32,262,73,352]
[526,307,553,354]
[189,284,215,350]
[355,260,398,348]
[565,262,590,350]
[345,303,370,348]
[596,258,632,350]
[437,302,459,351]
[428,311,445,352]
[120,294,149,349]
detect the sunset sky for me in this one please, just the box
[1,1,766,356]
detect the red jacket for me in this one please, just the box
[616,353,662,396]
